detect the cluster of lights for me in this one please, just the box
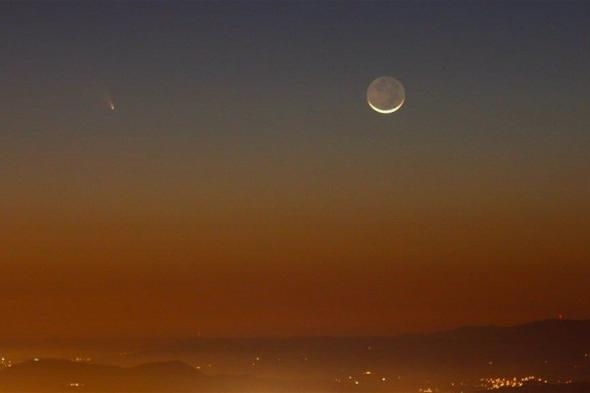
[0,357,13,369]
[193,363,213,370]
[73,357,92,363]
[334,370,389,386]
[480,376,548,390]
[251,356,262,367]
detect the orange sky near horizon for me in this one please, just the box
[2,141,589,338]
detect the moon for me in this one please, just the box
[367,76,405,114]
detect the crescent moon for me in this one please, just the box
[366,76,406,114]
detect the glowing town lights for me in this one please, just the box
[480,376,550,390]
[0,357,13,369]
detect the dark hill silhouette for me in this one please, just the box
[152,319,590,380]
[0,359,261,392]
[0,320,589,392]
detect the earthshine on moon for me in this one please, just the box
[367,76,405,114]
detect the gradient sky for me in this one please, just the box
[1,1,589,339]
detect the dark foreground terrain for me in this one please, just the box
[0,359,273,392]
[0,319,589,392]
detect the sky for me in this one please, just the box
[1,1,589,339]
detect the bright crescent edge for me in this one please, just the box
[367,97,405,114]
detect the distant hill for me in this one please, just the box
[386,319,590,368]
[152,319,590,379]
[0,359,260,392]
[0,319,589,391]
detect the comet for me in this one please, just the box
[105,90,116,111]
